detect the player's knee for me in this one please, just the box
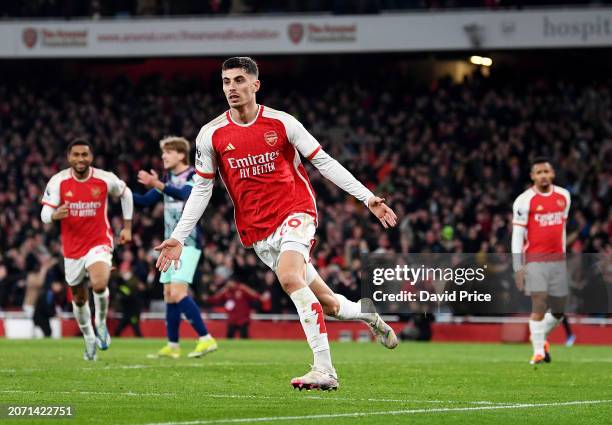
[73,295,88,306]
[90,280,107,293]
[277,271,305,293]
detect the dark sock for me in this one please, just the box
[166,303,181,343]
[178,296,208,337]
[562,315,573,337]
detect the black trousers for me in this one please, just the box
[227,323,249,339]
[33,310,52,337]
[114,313,143,337]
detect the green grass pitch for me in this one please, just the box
[0,338,610,424]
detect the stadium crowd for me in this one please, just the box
[2,1,611,19]
[0,68,610,318]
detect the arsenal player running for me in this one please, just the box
[512,157,571,365]
[41,139,133,360]
[155,57,398,390]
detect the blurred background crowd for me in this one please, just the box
[2,0,612,19]
[0,59,610,320]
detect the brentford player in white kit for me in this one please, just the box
[155,57,398,390]
[512,157,571,365]
[41,139,133,360]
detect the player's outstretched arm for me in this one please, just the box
[309,150,397,228]
[133,188,163,207]
[283,113,397,228]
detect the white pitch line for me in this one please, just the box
[138,400,612,425]
[201,394,511,405]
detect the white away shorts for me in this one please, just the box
[64,245,113,286]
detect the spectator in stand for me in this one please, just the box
[204,278,263,339]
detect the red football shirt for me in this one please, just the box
[512,185,571,260]
[194,105,320,246]
[41,167,127,259]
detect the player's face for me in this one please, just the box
[530,162,555,190]
[161,148,184,170]
[221,68,260,108]
[67,145,92,174]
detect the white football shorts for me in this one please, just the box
[64,244,113,286]
[253,212,317,278]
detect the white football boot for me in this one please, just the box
[360,298,398,349]
[291,366,339,391]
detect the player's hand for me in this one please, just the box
[154,238,183,272]
[368,196,397,229]
[137,169,159,188]
[118,228,132,245]
[52,202,70,220]
[515,268,525,292]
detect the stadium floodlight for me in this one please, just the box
[470,56,493,67]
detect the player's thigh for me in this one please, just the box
[87,262,111,291]
[167,283,189,303]
[84,245,113,290]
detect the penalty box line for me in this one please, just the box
[139,399,612,425]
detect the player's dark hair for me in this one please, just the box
[530,156,552,170]
[66,138,92,154]
[221,57,259,78]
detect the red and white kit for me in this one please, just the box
[172,105,374,271]
[41,167,132,285]
[512,185,571,296]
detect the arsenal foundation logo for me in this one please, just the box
[22,28,38,49]
[288,23,304,44]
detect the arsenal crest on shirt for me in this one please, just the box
[91,187,101,198]
[264,131,278,147]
